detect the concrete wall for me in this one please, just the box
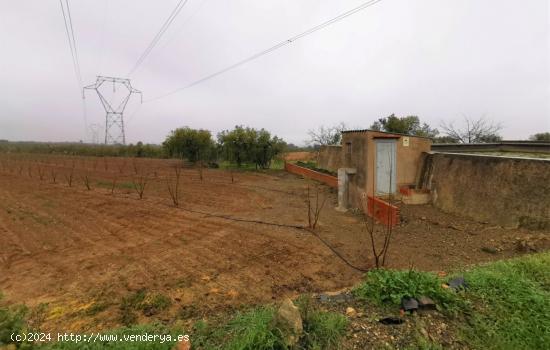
[341,132,369,208]
[426,153,550,229]
[317,145,343,172]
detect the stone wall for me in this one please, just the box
[426,152,550,230]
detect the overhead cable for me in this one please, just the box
[145,0,384,103]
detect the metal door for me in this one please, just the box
[375,139,397,194]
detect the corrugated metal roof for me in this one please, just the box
[341,129,433,139]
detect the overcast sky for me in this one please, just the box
[0,0,549,145]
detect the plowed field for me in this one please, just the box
[0,154,546,332]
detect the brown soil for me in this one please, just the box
[0,154,547,332]
[281,151,316,161]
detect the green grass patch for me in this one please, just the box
[352,269,465,314]
[37,323,183,350]
[296,296,348,350]
[191,301,347,350]
[353,253,550,349]
[118,290,172,325]
[460,252,550,349]
[85,301,110,317]
[192,306,283,350]
[141,294,172,316]
[0,292,28,348]
[1,291,182,349]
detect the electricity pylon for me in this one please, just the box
[83,76,142,145]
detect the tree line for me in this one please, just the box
[163,125,286,168]
[306,114,549,146]
[0,125,287,168]
[0,140,164,158]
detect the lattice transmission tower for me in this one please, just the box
[83,76,142,145]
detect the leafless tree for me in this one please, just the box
[306,122,347,146]
[360,155,396,268]
[167,166,182,207]
[104,176,114,194]
[37,164,45,181]
[440,116,502,143]
[64,170,74,187]
[132,173,149,199]
[64,161,75,187]
[50,168,57,183]
[83,173,92,190]
[306,184,327,229]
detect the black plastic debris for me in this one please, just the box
[448,276,468,290]
[379,317,404,325]
[401,296,419,312]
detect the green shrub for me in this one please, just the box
[352,269,464,314]
[162,127,216,162]
[218,126,286,169]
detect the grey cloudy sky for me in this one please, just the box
[1,0,549,145]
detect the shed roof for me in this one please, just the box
[341,128,433,140]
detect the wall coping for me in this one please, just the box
[431,151,550,162]
[284,162,338,188]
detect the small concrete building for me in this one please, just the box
[317,129,432,210]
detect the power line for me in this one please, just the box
[157,0,209,52]
[145,0,384,103]
[127,0,190,76]
[59,0,83,88]
[65,0,82,85]
[59,0,88,139]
